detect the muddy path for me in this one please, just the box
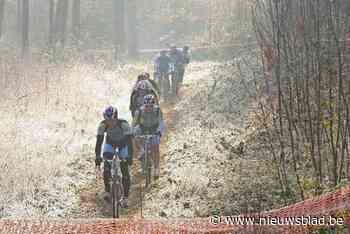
[76,91,183,219]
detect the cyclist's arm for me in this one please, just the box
[129,91,136,112]
[121,122,134,165]
[95,122,106,166]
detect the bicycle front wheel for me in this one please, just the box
[145,156,152,188]
[111,181,122,218]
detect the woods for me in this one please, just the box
[253,0,350,200]
[2,0,138,59]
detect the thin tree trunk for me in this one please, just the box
[21,0,29,57]
[49,0,55,47]
[55,0,68,48]
[126,0,138,58]
[72,0,80,40]
[17,0,22,45]
[60,0,68,48]
[0,0,5,38]
[113,0,125,61]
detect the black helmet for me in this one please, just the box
[143,72,150,79]
[137,73,147,81]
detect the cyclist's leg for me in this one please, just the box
[120,161,130,198]
[119,147,131,199]
[162,72,169,97]
[164,72,170,95]
[179,68,185,85]
[170,72,175,96]
[103,161,111,192]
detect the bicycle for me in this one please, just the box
[156,70,170,101]
[169,62,184,97]
[135,134,157,188]
[104,148,124,218]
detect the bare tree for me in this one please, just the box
[49,0,55,47]
[55,0,68,48]
[253,0,350,197]
[72,0,80,41]
[21,0,29,57]
[113,0,125,60]
[126,0,138,58]
[17,0,22,36]
[0,0,5,38]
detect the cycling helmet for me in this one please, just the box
[143,94,156,105]
[183,46,189,52]
[143,72,150,79]
[103,106,118,120]
[137,73,147,82]
[136,80,151,91]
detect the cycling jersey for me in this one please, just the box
[97,119,132,147]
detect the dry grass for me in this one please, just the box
[0,53,149,218]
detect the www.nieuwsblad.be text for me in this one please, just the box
[210,215,344,226]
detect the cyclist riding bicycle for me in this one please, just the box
[95,106,134,207]
[133,94,165,180]
[154,50,171,98]
[129,79,159,118]
[168,45,185,95]
[132,73,160,95]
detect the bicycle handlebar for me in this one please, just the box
[134,134,158,139]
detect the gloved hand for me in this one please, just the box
[95,156,102,167]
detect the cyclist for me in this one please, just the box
[182,46,191,65]
[133,94,165,180]
[168,45,185,95]
[154,50,171,98]
[132,73,160,95]
[129,79,159,118]
[95,106,134,207]
[143,72,161,96]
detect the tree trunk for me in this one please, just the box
[49,0,55,47]
[113,0,125,61]
[17,0,22,39]
[0,0,5,38]
[55,0,68,48]
[21,0,29,57]
[72,0,80,40]
[126,0,138,58]
[60,0,68,48]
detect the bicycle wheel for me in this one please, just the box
[146,157,152,188]
[111,180,122,218]
[144,143,152,188]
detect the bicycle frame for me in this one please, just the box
[136,135,157,188]
[105,148,123,218]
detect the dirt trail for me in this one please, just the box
[76,99,180,219]
[76,81,190,219]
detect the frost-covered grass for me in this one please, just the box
[0,58,148,218]
[143,62,280,218]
